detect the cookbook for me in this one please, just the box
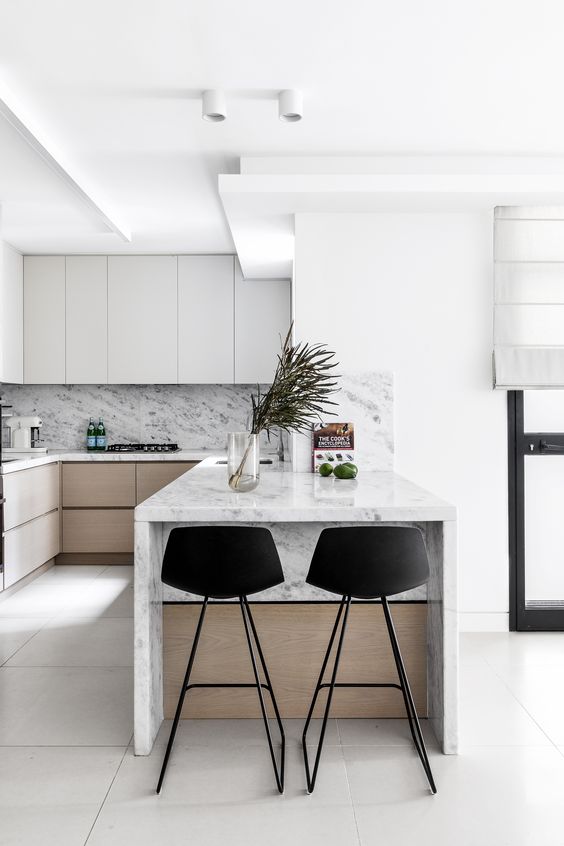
[312,422,355,472]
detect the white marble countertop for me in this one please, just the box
[134,459,456,523]
[0,449,219,474]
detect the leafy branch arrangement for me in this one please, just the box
[229,325,340,489]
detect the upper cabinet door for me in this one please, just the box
[178,256,234,383]
[234,263,291,384]
[66,256,108,384]
[108,256,177,384]
[24,256,66,384]
[0,242,23,384]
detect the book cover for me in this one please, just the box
[312,422,355,472]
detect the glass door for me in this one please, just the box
[509,391,564,630]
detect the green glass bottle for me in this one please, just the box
[86,417,96,451]
[95,417,107,451]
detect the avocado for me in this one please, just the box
[334,463,358,480]
[318,463,334,477]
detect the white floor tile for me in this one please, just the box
[96,565,134,582]
[108,745,347,805]
[5,617,133,667]
[0,617,50,664]
[87,746,359,846]
[88,803,360,846]
[0,581,133,619]
[0,666,133,745]
[337,718,438,748]
[345,745,564,846]
[37,564,108,582]
[491,662,564,745]
[151,717,339,749]
[459,662,551,747]
[0,746,125,846]
[465,631,564,669]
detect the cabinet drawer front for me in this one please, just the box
[136,462,197,504]
[4,463,60,531]
[4,510,60,588]
[62,464,136,507]
[62,509,134,553]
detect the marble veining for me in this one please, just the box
[135,460,455,524]
[293,370,394,472]
[0,383,269,450]
[1,373,394,469]
[133,464,457,756]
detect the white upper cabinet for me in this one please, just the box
[24,256,66,384]
[0,242,23,384]
[108,256,177,384]
[19,254,291,386]
[66,256,108,384]
[234,263,291,384]
[178,255,234,383]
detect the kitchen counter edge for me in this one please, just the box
[0,450,222,474]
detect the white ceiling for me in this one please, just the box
[2,0,564,254]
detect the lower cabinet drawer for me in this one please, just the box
[62,509,134,553]
[136,462,197,504]
[4,510,60,588]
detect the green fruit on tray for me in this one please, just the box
[318,463,334,477]
[334,463,358,480]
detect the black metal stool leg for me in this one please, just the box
[302,595,352,794]
[381,596,437,794]
[156,597,209,794]
[239,597,285,793]
[241,597,286,791]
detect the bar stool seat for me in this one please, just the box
[302,526,436,795]
[156,525,286,794]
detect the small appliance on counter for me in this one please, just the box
[5,415,47,452]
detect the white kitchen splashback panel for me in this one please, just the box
[0,374,394,461]
[0,384,263,450]
[292,371,394,472]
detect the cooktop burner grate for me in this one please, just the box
[107,443,179,453]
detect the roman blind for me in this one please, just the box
[494,207,564,389]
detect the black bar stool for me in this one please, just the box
[156,525,286,795]
[302,526,436,795]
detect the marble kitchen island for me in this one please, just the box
[134,458,457,756]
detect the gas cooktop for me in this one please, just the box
[107,443,179,453]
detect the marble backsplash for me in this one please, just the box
[293,371,394,472]
[0,373,394,464]
[0,384,266,450]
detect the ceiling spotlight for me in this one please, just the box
[279,89,303,122]
[202,89,226,122]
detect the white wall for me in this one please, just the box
[294,212,508,629]
[0,241,23,384]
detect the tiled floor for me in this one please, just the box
[2,567,564,845]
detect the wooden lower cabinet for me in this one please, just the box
[4,510,59,588]
[59,461,197,558]
[136,462,197,504]
[163,602,427,719]
[62,463,135,507]
[62,509,134,553]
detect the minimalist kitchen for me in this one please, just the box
[2,4,564,846]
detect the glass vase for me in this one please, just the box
[227,432,260,492]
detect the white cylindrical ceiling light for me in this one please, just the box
[279,89,303,122]
[202,89,226,122]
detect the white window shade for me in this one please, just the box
[494,209,564,388]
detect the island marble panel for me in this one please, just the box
[133,463,458,756]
